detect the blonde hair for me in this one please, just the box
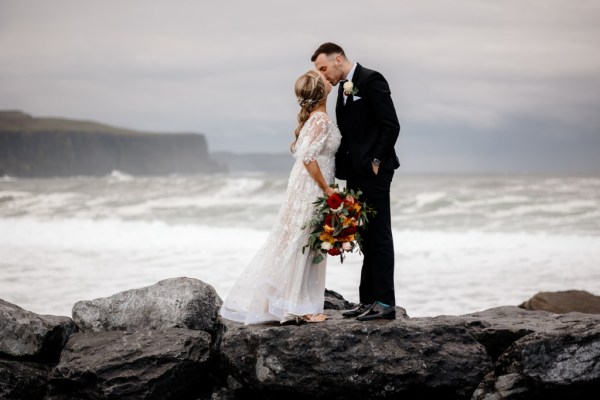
[291,70,326,151]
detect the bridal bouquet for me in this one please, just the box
[302,184,376,264]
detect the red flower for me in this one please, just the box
[328,247,342,256]
[340,226,357,236]
[301,184,376,264]
[324,214,335,228]
[327,194,343,209]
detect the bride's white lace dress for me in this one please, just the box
[220,112,341,324]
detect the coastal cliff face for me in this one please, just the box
[0,111,224,177]
[1,278,599,400]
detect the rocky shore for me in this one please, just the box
[1,277,599,399]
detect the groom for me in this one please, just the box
[312,42,400,321]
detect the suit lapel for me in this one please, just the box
[345,94,352,107]
[350,63,363,97]
[336,83,344,110]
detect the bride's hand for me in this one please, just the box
[324,187,337,197]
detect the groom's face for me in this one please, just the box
[314,53,345,86]
[318,72,332,95]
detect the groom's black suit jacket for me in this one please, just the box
[335,63,400,306]
[335,63,400,180]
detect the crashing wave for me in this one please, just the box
[107,170,134,182]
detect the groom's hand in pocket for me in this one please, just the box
[371,162,380,176]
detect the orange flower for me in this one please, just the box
[301,184,376,264]
[319,232,335,244]
[340,215,350,227]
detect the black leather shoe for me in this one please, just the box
[342,303,372,318]
[356,302,396,321]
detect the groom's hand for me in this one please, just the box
[371,162,380,176]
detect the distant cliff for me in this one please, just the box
[0,111,225,177]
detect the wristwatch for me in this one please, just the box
[372,158,381,166]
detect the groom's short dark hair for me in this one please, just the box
[311,42,346,62]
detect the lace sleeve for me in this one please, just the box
[292,113,330,164]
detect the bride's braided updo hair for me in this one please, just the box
[291,70,326,151]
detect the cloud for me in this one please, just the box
[0,0,598,171]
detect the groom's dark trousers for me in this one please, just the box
[346,164,396,306]
[335,63,400,307]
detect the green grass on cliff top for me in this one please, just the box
[0,110,168,135]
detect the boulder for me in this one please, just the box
[460,306,570,361]
[519,290,600,314]
[0,359,51,400]
[5,284,600,400]
[472,319,600,399]
[219,310,491,399]
[47,328,213,400]
[323,289,356,310]
[72,277,222,333]
[0,298,77,362]
[217,305,600,399]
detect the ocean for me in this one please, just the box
[1,171,599,318]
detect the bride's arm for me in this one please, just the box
[304,161,336,197]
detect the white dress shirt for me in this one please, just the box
[343,62,358,105]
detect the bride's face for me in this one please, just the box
[314,53,345,86]
[319,72,332,95]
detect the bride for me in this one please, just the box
[220,70,341,324]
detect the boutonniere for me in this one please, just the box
[343,81,359,96]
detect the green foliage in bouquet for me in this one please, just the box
[302,183,376,264]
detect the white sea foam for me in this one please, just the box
[414,191,448,207]
[1,174,599,317]
[1,217,599,318]
[489,199,598,218]
[0,217,267,316]
[107,170,135,182]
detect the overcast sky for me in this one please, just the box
[1,0,599,172]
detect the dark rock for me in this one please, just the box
[460,306,564,361]
[519,290,600,314]
[0,359,51,400]
[219,310,491,399]
[0,298,77,362]
[323,289,356,310]
[472,318,600,399]
[72,277,222,334]
[0,110,224,177]
[48,328,212,400]
[6,284,600,400]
